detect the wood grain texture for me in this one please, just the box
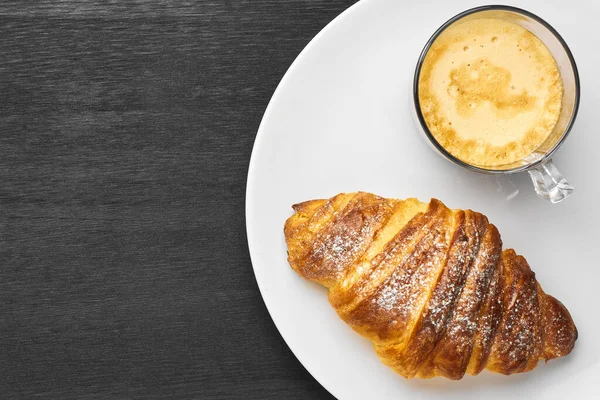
[0,1,357,398]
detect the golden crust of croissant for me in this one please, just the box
[284,192,577,380]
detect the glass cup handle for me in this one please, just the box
[527,159,574,203]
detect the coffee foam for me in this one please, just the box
[418,18,563,168]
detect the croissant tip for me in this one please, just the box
[541,295,578,360]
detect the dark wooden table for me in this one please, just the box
[1,1,358,398]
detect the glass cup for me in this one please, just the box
[412,5,580,203]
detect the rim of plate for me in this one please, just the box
[245,0,372,397]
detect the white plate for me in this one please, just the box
[246,0,600,398]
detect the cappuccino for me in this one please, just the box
[418,18,563,167]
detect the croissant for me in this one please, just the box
[284,192,577,380]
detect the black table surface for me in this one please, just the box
[1,1,360,398]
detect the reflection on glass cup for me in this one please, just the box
[412,5,580,203]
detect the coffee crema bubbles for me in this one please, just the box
[418,18,563,167]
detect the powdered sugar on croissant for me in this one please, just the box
[284,192,577,380]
